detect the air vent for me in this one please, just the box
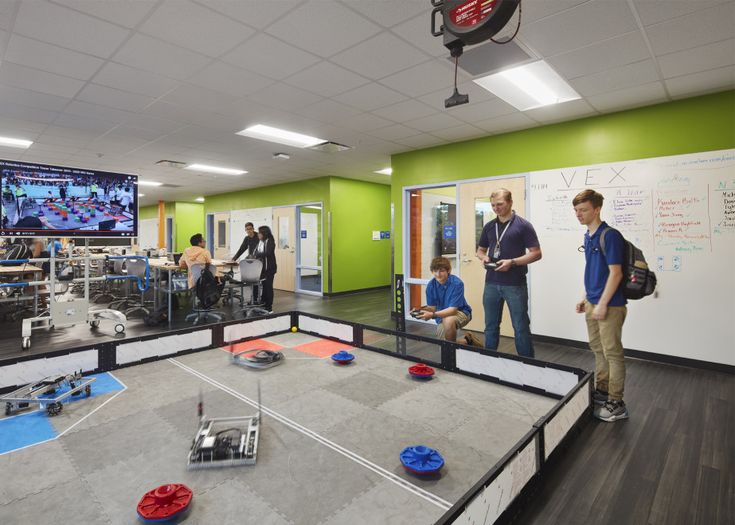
[309,141,352,153]
[155,159,187,168]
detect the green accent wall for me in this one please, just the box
[391,90,735,269]
[173,202,204,251]
[329,178,391,292]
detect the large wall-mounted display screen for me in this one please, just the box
[0,159,138,238]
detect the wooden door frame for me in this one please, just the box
[401,173,532,325]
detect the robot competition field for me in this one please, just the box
[0,332,555,524]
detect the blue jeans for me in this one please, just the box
[483,283,534,358]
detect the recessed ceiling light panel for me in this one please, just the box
[184,164,246,176]
[0,136,33,149]
[473,60,580,111]
[374,168,392,175]
[236,124,325,148]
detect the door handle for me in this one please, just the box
[462,258,473,263]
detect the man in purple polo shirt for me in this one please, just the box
[573,189,628,422]
[476,188,542,358]
[411,256,472,343]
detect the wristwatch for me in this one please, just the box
[510,258,516,267]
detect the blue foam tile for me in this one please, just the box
[0,372,125,455]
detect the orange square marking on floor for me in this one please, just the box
[293,339,356,358]
[224,339,284,354]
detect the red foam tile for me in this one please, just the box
[224,339,284,354]
[293,339,356,358]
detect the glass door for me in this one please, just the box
[296,204,323,295]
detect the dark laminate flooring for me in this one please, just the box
[0,288,731,525]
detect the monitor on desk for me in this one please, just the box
[1,158,138,239]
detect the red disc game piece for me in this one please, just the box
[136,483,193,522]
[408,363,435,379]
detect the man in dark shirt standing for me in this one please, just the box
[476,189,542,358]
[231,222,259,262]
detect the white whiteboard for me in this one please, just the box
[529,149,735,366]
[229,207,272,258]
[138,218,159,250]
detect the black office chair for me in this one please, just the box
[185,263,225,325]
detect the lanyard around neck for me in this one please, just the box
[495,212,515,248]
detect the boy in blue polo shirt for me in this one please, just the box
[411,256,474,344]
[573,189,628,422]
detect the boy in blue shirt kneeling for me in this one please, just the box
[411,256,478,345]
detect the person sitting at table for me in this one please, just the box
[179,233,214,289]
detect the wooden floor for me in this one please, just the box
[0,288,732,524]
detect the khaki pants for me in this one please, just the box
[436,310,471,340]
[585,302,627,401]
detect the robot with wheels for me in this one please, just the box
[2,370,95,417]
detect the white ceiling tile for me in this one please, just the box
[53,0,157,28]
[587,81,669,112]
[522,0,638,56]
[187,61,274,98]
[247,82,323,111]
[404,112,464,133]
[524,99,598,124]
[139,0,253,58]
[202,0,301,29]
[473,112,537,134]
[76,84,155,112]
[665,65,735,98]
[338,112,394,132]
[113,33,212,80]
[646,2,735,55]
[393,133,445,149]
[0,117,48,135]
[161,84,239,116]
[633,0,730,26]
[390,14,448,58]
[520,0,589,24]
[371,123,424,141]
[123,114,184,135]
[548,31,651,79]
[293,99,362,124]
[104,125,167,143]
[63,100,131,123]
[14,0,130,58]
[331,32,430,79]
[332,83,408,111]
[53,113,118,134]
[5,34,105,81]
[658,39,735,78]
[0,102,58,125]
[0,85,71,112]
[285,61,370,97]
[571,59,660,97]
[372,99,436,121]
[430,124,487,141]
[0,62,85,98]
[341,0,427,27]
[417,81,501,112]
[0,3,16,31]
[379,60,457,97]
[92,62,181,98]
[222,33,320,80]
[266,0,382,58]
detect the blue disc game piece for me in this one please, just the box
[331,350,355,364]
[400,445,444,475]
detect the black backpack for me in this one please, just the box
[4,242,31,262]
[600,228,657,300]
[195,263,223,309]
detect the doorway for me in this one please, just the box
[273,206,295,292]
[296,204,323,295]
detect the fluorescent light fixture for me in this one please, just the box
[473,60,580,111]
[184,163,246,176]
[0,136,33,149]
[374,167,392,176]
[138,193,145,197]
[195,197,205,202]
[138,180,163,187]
[237,124,325,148]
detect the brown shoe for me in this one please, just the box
[464,332,483,347]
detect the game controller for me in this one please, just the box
[410,310,426,319]
[484,262,497,270]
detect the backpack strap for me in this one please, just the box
[598,227,612,259]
